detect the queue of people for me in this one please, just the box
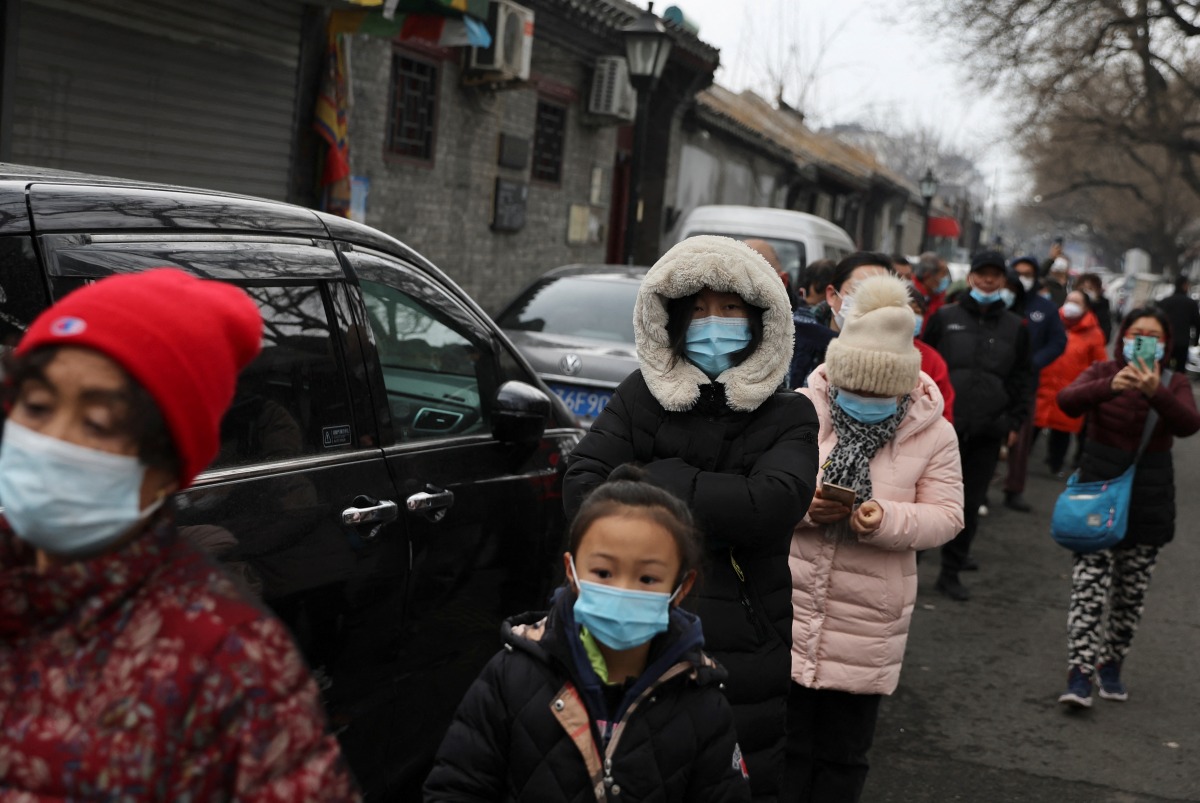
[1,239,1195,803]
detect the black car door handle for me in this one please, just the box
[342,499,400,526]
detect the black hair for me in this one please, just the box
[829,252,894,292]
[1076,272,1103,293]
[567,464,703,586]
[906,285,928,315]
[665,292,765,371]
[1175,274,1190,293]
[803,259,836,296]
[2,345,180,476]
[1120,305,1175,354]
[891,254,911,269]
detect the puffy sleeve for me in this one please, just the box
[165,617,361,802]
[867,418,965,551]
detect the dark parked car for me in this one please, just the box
[495,264,647,426]
[0,164,582,799]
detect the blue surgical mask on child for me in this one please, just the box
[1122,338,1165,365]
[569,555,681,650]
[833,389,898,424]
[0,420,162,556]
[685,316,752,378]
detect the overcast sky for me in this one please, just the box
[635,0,1026,204]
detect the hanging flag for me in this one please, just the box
[330,8,491,47]
[314,30,351,216]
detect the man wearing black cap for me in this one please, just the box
[923,250,1033,601]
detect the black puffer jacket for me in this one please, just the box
[923,294,1032,440]
[564,236,819,802]
[424,591,751,803]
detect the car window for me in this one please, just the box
[213,284,358,468]
[497,277,640,344]
[359,278,488,442]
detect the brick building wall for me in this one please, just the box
[347,34,618,313]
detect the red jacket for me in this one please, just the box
[915,339,955,424]
[0,515,360,801]
[1035,310,1108,433]
[913,277,946,325]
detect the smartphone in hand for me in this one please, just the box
[820,482,857,508]
[1133,335,1159,369]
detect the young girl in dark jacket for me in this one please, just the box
[1055,306,1200,707]
[424,466,751,803]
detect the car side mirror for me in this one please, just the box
[491,381,550,444]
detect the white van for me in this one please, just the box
[677,205,857,290]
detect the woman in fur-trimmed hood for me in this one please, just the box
[564,235,820,802]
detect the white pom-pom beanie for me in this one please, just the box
[824,274,921,397]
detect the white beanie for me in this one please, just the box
[824,274,921,397]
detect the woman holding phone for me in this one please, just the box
[786,274,963,802]
[1055,306,1200,707]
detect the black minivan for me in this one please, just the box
[0,164,582,799]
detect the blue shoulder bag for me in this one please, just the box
[1050,371,1169,553]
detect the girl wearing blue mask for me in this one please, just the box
[564,235,820,802]
[787,274,963,802]
[1055,307,1200,709]
[425,465,752,802]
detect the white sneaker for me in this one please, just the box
[978,504,989,517]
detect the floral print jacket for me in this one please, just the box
[0,514,360,801]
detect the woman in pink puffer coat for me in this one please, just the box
[783,274,964,803]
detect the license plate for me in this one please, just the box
[548,383,613,421]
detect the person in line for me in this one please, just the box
[791,253,893,388]
[785,274,963,802]
[1155,275,1200,371]
[800,259,835,310]
[563,236,820,802]
[1034,290,1109,477]
[1076,273,1114,343]
[1002,257,1067,511]
[745,238,800,312]
[1041,257,1069,307]
[911,252,950,325]
[0,270,359,800]
[425,466,751,802]
[923,250,1032,601]
[1055,307,1200,707]
[891,254,914,281]
[908,288,954,424]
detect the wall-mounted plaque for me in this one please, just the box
[498,134,530,170]
[492,178,528,232]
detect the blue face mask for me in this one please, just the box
[570,556,680,651]
[834,388,898,424]
[969,288,1004,306]
[913,316,924,338]
[0,420,159,557]
[685,316,753,378]
[935,276,950,294]
[1122,338,1165,365]
[999,288,1016,309]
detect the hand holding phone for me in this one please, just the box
[819,482,857,508]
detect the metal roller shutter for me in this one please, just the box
[9,0,304,200]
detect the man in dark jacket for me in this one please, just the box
[1156,275,1200,371]
[1002,256,1067,512]
[924,250,1033,601]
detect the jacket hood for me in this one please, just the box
[633,235,794,412]
[806,364,945,443]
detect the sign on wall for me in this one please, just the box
[492,178,527,232]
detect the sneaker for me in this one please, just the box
[1058,667,1093,708]
[1004,492,1032,513]
[935,572,970,601]
[1097,663,1128,701]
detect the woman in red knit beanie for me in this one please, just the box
[0,269,360,801]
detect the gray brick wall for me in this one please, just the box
[348,35,617,314]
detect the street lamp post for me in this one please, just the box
[919,167,938,254]
[621,2,672,265]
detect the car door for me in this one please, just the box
[34,232,411,792]
[339,245,573,798]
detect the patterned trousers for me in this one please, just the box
[1067,544,1160,675]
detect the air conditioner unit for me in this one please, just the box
[468,0,534,81]
[588,56,637,122]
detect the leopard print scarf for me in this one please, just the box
[822,388,912,542]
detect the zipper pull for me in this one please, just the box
[729,549,745,582]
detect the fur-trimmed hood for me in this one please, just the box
[633,235,794,412]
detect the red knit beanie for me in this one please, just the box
[16,269,263,488]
